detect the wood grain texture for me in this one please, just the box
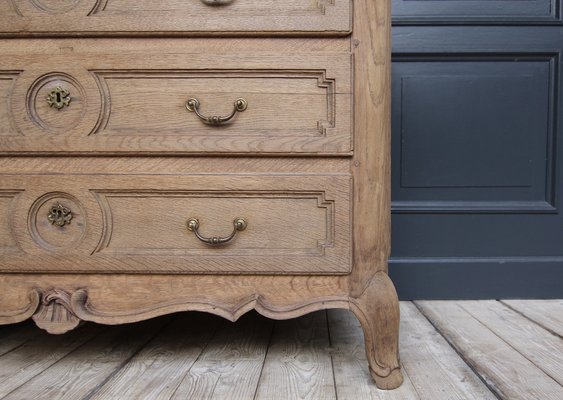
[32,289,83,334]
[398,303,496,400]
[350,272,402,388]
[350,0,392,285]
[0,46,352,154]
[255,311,337,400]
[0,323,105,398]
[460,301,563,385]
[0,321,40,357]
[0,156,350,175]
[0,0,352,36]
[1,301,562,399]
[417,301,563,400]
[0,38,352,55]
[0,0,401,389]
[502,300,563,337]
[0,287,40,324]
[2,317,171,400]
[171,311,273,400]
[328,308,420,400]
[346,0,401,388]
[0,173,351,274]
[0,274,350,327]
[89,312,222,400]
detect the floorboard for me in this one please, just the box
[2,317,171,400]
[0,323,105,398]
[460,301,563,386]
[416,301,563,400]
[254,311,336,400]
[171,311,273,400]
[398,303,496,400]
[89,313,221,400]
[502,300,563,337]
[1,301,562,400]
[0,321,41,357]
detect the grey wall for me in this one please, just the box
[389,1,563,299]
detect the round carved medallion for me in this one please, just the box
[29,0,83,14]
[28,192,87,251]
[26,72,87,132]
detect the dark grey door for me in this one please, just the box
[389,1,563,298]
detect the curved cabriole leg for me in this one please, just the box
[350,272,403,390]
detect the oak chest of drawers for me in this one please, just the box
[0,0,402,389]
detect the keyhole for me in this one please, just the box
[56,92,62,103]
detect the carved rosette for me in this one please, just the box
[32,289,83,334]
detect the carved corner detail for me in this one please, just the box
[0,289,41,324]
[32,288,87,334]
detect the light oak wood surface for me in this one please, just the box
[0,47,352,154]
[0,0,352,36]
[0,0,402,389]
[0,172,352,274]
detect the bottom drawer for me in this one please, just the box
[1,173,352,274]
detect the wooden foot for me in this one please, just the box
[350,272,403,390]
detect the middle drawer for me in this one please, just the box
[0,46,352,155]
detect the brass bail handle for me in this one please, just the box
[185,98,248,126]
[200,0,236,5]
[187,217,247,245]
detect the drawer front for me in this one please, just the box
[0,45,352,154]
[0,173,352,274]
[0,0,351,35]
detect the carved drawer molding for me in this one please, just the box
[0,0,403,390]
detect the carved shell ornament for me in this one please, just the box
[32,289,82,334]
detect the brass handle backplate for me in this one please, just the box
[47,203,73,227]
[46,87,71,110]
[187,217,247,245]
[185,98,247,126]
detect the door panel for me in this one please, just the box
[390,16,563,299]
[392,0,558,24]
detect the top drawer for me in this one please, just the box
[0,0,352,36]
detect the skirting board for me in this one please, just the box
[390,258,563,300]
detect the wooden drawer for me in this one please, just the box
[0,173,352,274]
[0,0,351,36]
[0,42,352,155]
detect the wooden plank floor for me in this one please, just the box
[0,301,562,399]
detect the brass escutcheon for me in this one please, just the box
[187,217,247,245]
[46,86,71,110]
[185,97,247,126]
[47,203,73,227]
